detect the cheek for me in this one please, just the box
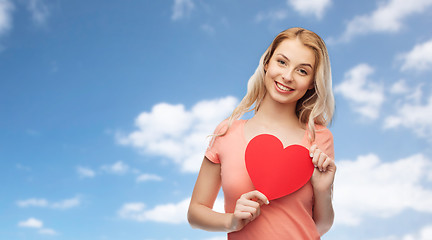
[263,74,273,91]
[307,76,315,89]
[264,64,280,80]
[299,78,314,90]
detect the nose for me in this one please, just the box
[282,68,294,82]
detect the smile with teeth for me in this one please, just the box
[275,82,293,92]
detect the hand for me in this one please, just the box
[228,190,269,232]
[309,145,336,193]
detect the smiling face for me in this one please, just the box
[263,37,316,106]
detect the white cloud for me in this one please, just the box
[80,162,144,178]
[51,196,81,209]
[203,237,227,240]
[16,163,32,171]
[334,64,384,119]
[372,224,432,240]
[77,166,95,178]
[118,197,224,224]
[403,224,432,240]
[38,228,57,235]
[335,0,432,42]
[80,161,151,180]
[399,38,432,72]
[255,9,288,22]
[17,196,81,209]
[213,197,225,214]
[256,0,331,22]
[389,79,423,106]
[137,199,190,224]
[17,198,48,207]
[0,0,13,36]
[101,161,130,175]
[117,96,238,173]
[118,199,189,224]
[201,24,215,35]
[334,153,432,226]
[27,0,50,26]
[287,0,332,19]
[136,173,163,183]
[171,0,194,21]
[384,95,432,139]
[18,217,43,228]
[390,79,409,95]
[18,218,58,235]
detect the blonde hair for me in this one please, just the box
[220,27,334,141]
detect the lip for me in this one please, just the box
[274,81,294,94]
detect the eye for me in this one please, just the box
[277,59,286,65]
[298,68,308,75]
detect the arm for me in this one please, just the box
[310,144,336,236]
[187,157,269,232]
[187,156,231,231]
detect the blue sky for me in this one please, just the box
[1,0,432,239]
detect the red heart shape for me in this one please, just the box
[245,134,314,200]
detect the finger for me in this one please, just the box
[309,144,318,158]
[245,206,260,220]
[236,205,257,215]
[235,205,260,221]
[234,211,253,221]
[322,157,336,172]
[242,190,269,205]
[317,152,328,171]
[251,190,270,205]
[311,149,322,167]
[237,198,260,209]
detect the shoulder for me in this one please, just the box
[212,119,245,135]
[314,125,333,141]
[313,125,334,159]
[207,119,245,155]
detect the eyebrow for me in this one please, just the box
[277,53,314,70]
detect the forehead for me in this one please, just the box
[273,38,315,66]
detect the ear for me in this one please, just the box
[264,63,268,73]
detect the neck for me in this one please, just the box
[253,94,301,128]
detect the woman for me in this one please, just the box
[188,27,336,239]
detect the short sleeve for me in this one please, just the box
[313,127,335,160]
[205,147,219,164]
[204,120,229,164]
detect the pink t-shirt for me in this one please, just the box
[205,119,334,240]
